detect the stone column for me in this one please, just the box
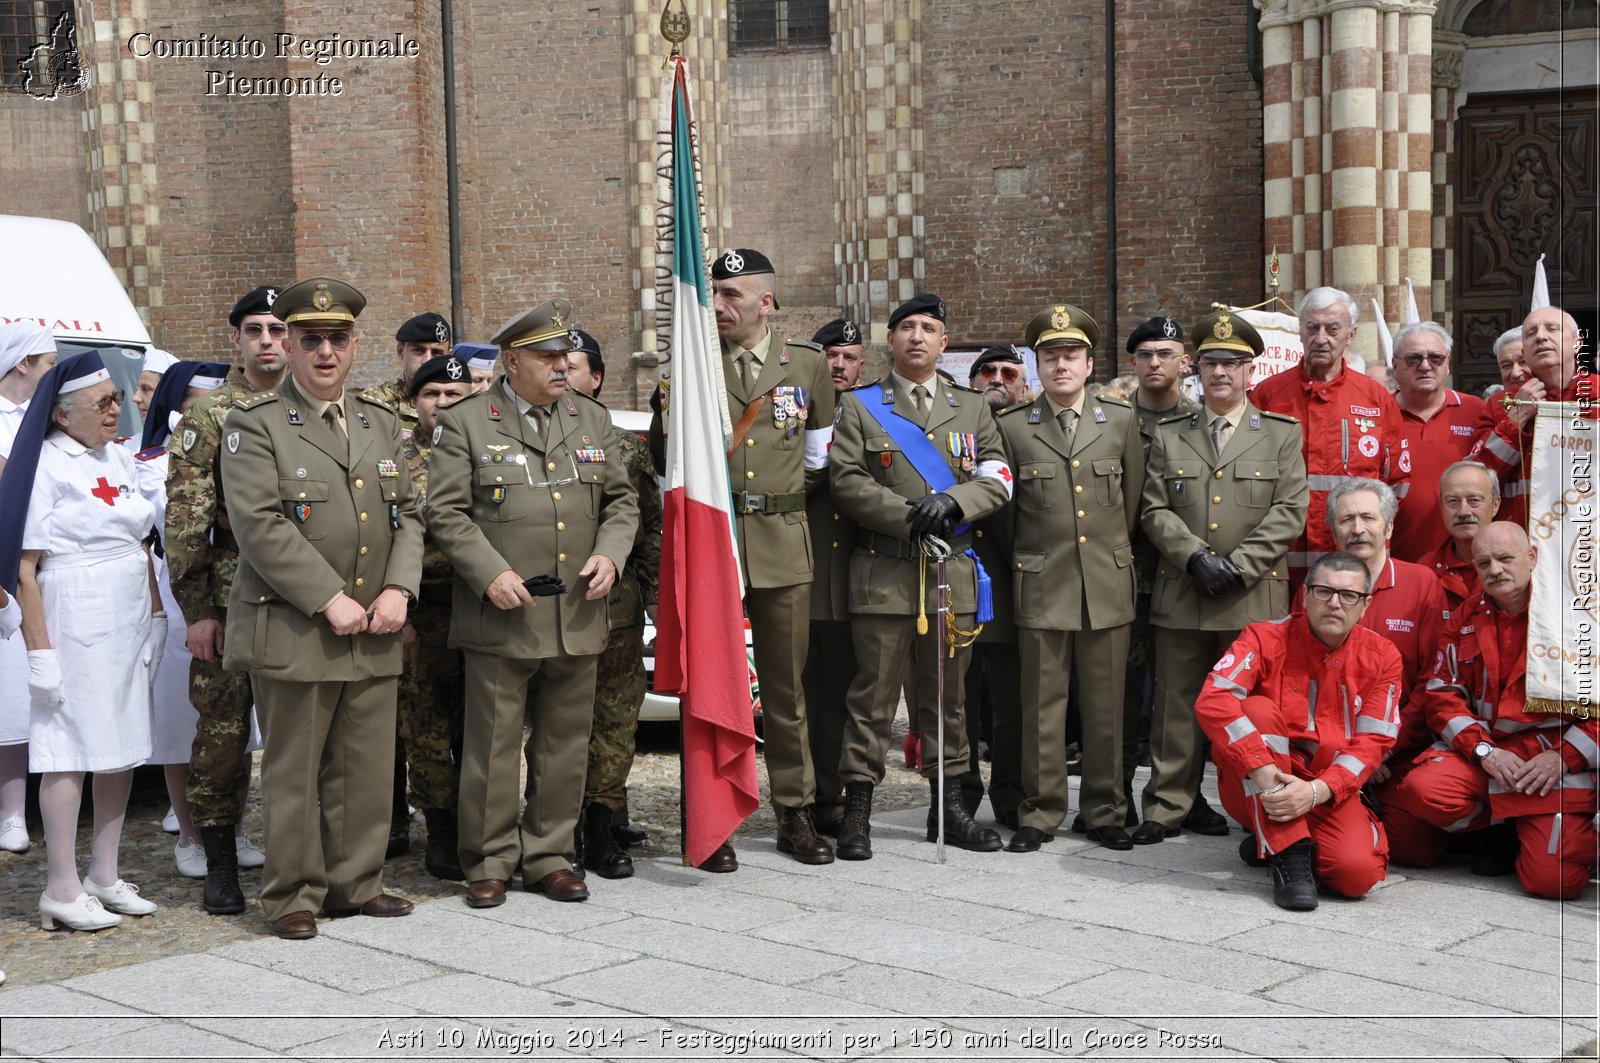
[1430,32,1464,336]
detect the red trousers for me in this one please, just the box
[1382,750,1597,899]
[1216,697,1388,898]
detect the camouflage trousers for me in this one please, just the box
[185,652,255,828]
[398,595,465,811]
[584,623,646,811]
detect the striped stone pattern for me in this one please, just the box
[81,0,162,325]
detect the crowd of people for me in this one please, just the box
[0,255,1592,951]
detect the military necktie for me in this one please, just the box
[323,403,346,442]
[912,384,930,422]
[1059,408,1077,442]
[738,350,753,392]
[528,405,547,444]
[1211,415,1231,456]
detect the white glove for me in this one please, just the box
[143,613,168,678]
[0,592,19,641]
[27,650,64,713]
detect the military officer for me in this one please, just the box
[1135,311,1309,845]
[166,284,286,915]
[362,311,453,437]
[997,305,1145,852]
[220,278,424,940]
[649,248,837,871]
[800,316,865,836]
[564,327,662,878]
[829,293,1013,859]
[396,354,473,882]
[424,300,637,909]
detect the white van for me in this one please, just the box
[0,214,152,437]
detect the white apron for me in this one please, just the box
[0,397,29,745]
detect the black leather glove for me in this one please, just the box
[905,493,963,538]
[1187,547,1245,599]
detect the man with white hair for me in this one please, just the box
[1388,322,1485,563]
[1492,326,1531,394]
[1470,306,1593,528]
[1417,460,1498,614]
[1251,287,1408,587]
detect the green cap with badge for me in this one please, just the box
[1191,310,1263,361]
[1025,303,1099,350]
[492,299,580,351]
[271,277,367,329]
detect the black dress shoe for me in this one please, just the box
[1005,826,1052,853]
[1182,796,1230,836]
[1084,825,1134,851]
[1131,820,1173,846]
[993,808,1020,831]
[697,843,738,873]
[1069,813,1087,835]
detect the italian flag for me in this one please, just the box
[653,55,759,866]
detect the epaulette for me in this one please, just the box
[996,403,1032,417]
[567,390,608,414]
[845,379,879,392]
[135,445,166,462]
[1258,408,1301,425]
[1156,410,1194,427]
[1094,395,1133,410]
[352,390,397,409]
[785,338,823,352]
[232,391,279,411]
[946,380,981,394]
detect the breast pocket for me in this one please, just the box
[577,458,606,518]
[1165,474,1198,509]
[279,479,331,540]
[864,435,908,486]
[1017,461,1057,510]
[476,466,526,523]
[1234,460,1279,509]
[1093,457,1124,508]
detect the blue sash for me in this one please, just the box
[854,388,993,624]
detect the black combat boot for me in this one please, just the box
[611,796,649,848]
[199,825,245,915]
[387,751,410,858]
[776,806,835,864]
[421,808,464,881]
[956,770,985,819]
[926,779,1002,852]
[835,782,874,860]
[1268,839,1319,910]
[582,803,635,879]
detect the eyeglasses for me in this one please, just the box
[241,323,288,339]
[1305,584,1371,607]
[1400,352,1447,369]
[296,331,353,353]
[1134,348,1184,362]
[527,453,580,489]
[976,364,1023,382]
[80,389,125,414]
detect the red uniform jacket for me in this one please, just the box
[1392,389,1485,562]
[1252,364,1408,571]
[1296,557,1445,696]
[1416,592,1600,818]
[1196,614,1403,805]
[1469,371,1597,529]
[1418,537,1478,618]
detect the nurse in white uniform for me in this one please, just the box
[0,322,60,855]
[0,351,164,931]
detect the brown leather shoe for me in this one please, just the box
[270,910,317,940]
[529,868,590,901]
[696,842,738,874]
[325,893,415,918]
[776,807,835,865]
[466,878,507,909]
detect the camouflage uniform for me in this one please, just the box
[361,376,419,438]
[584,427,661,811]
[167,367,259,828]
[397,432,464,810]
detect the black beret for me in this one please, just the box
[969,344,1024,379]
[570,328,601,357]
[407,354,471,398]
[396,312,452,345]
[710,248,775,280]
[229,285,283,327]
[812,318,862,348]
[1125,316,1186,353]
[887,293,947,331]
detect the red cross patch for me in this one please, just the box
[90,477,119,506]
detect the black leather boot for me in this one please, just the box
[421,808,464,881]
[776,806,835,864]
[387,750,410,858]
[835,782,874,860]
[926,779,1002,851]
[1268,839,1319,910]
[611,796,649,848]
[199,825,245,915]
[582,803,635,879]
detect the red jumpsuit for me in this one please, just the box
[1469,371,1597,529]
[1417,537,1479,618]
[1391,389,1485,563]
[1382,594,1600,899]
[1195,615,1402,897]
[1251,363,1408,587]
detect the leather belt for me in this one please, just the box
[857,529,972,560]
[731,490,806,515]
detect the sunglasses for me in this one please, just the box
[1400,353,1447,369]
[976,364,1023,382]
[296,331,353,353]
[241,323,288,339]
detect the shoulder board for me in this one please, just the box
[1096,395,1133,410]
[353,391,396,409]
[232,391,280,411]
[784,338,822,352]
[845,380,879,392]
[135,445,166,462]
[1156,411,1194,426]
[947,381,981,395]
[567,390,608,414]
[996,403,1032,418]
[1258,408,1301,425]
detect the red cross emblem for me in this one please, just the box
[90,477,119,506]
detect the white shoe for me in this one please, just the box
[161,806,179,834]
[0,815,29,853]
[40,892,122,931]
[175,838,207,878]
[82,877,157,916]
[235,833,266,868]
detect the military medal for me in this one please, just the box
[376,458,400,478]
[575,448,606,463]
[293,503,311,522]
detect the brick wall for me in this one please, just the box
[0,96,90,227]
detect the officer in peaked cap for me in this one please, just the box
[362,311,453,441]
[1135,308,1307,847]
[1023,302,1100,352]
[425,296,638,908]
[220,276,423,938]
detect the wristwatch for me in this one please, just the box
[1473,741,1495,763]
